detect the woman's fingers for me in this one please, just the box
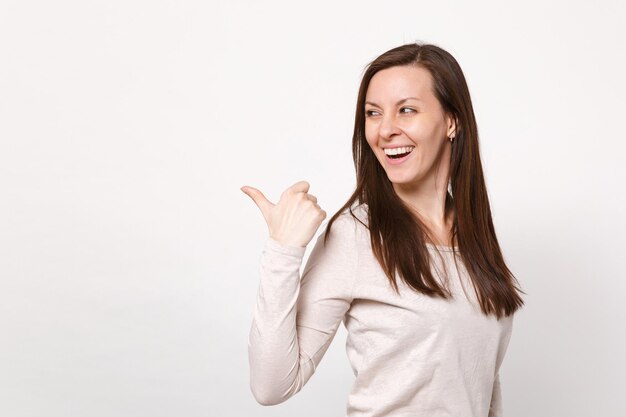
[242,181,325,248]
[289,180,310,194]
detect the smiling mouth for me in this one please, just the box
[385,147,415,159]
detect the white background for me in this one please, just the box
[1,0,625,416]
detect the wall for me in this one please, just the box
[1,0,624,416]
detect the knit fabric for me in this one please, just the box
[248,203,514,416]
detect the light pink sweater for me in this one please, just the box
[248,203,514,416]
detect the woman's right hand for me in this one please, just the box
[241,180,327,248]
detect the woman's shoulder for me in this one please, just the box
[323,202,369,243]
[335,202,369,227]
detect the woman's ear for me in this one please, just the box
[447,113,459,138]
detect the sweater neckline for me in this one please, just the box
[425,243,458,252]
[353,203,459,252]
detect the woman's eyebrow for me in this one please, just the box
[364,97,422,107]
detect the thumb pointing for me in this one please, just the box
[241,186,274,220]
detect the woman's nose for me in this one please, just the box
[379,113,401,140]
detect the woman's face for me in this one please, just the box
[364,65,456,191]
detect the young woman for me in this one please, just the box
[241,42,525,417]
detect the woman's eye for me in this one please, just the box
[400,107,415,114]
[365,110,379,117]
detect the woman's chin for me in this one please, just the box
[387,171,416,183]
[388,177,415,188]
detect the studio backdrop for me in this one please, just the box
[1,1,624,416]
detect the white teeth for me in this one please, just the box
[384,146,415,156]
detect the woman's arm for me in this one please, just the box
[488,372,503,417]
[248,215,359,405]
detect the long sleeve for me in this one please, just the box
[248,215,359,406]
[488,372,503,417]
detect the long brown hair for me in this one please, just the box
[324,42,525,319]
